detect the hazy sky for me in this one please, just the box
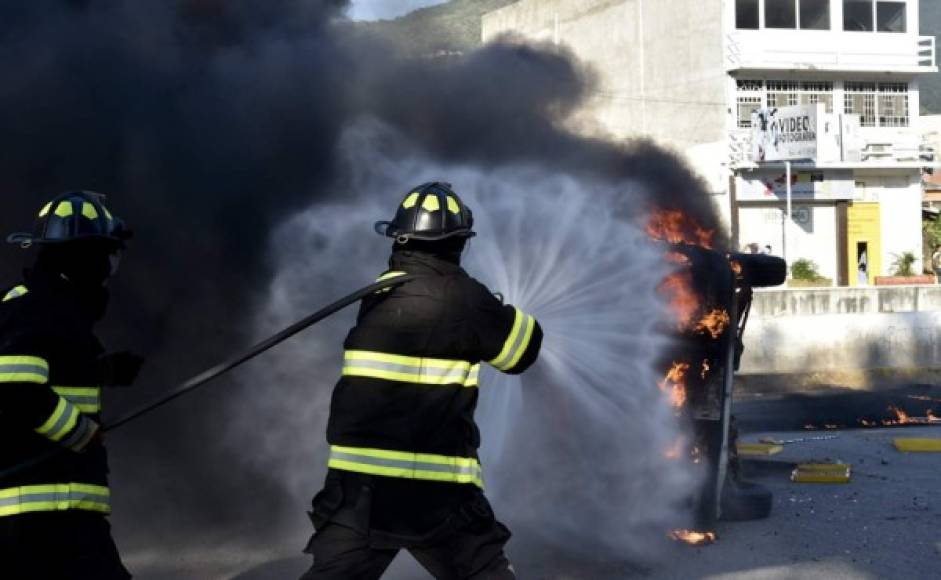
[347,0,448,21]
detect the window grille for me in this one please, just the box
[737,96,763,128]
[844,82,877,127]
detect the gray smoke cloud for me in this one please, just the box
[209,120,700,578]
[0,1,719,577]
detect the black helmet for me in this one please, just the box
[374,182,476,242]
[6,191,131,248]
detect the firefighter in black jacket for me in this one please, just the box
[0,192,143,579]
[301,183,543,580]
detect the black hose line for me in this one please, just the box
[0,274,422,482]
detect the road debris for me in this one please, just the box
[737,442,783,456]
[791,463,852,484]
[760,435,839,445]
[893,438,941,453]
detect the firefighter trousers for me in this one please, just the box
[300,518,515,580]
[0,510,132,580]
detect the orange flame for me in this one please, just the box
[700,359,711,379]
[659,271,698,329]
[664,437,685,460]
[647,209,714,249]
[669,529,717,545]
[666,251,692,266]
[877,405,941,426]
[659,362,690,410]
[694,309,731,339]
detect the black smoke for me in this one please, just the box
[0,0,723,570]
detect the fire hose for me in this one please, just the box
[0,274,423,482]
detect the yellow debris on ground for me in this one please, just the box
[791,463,852,484]
[736,442,784,456]
[894,438,941,453]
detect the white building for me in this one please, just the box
[483,0,938,285]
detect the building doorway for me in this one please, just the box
[847,202,881,286]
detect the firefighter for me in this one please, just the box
[301,183,543,580]
[0,192,143,579]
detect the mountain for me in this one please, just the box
[353,0,517,58]
[360,0,941,113]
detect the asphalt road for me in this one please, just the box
[116,382,941,580]
[121,420,941,580]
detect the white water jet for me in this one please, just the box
[224,120,699,572]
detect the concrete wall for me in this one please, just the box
[482,0,727,153]
[740,285,941,374]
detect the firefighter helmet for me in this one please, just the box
[6,191,131,248]
[374,182,476,242]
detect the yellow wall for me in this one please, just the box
[846,202,881,286]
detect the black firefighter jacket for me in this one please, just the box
[0,269,110,520]
[319,250,543,538]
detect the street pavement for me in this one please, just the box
[123,423,940,579]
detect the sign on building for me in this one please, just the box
[738,169,855,201]
[751,104,820,162]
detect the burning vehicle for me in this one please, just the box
[649,210,787,538]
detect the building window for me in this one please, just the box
[844,82,877,126]
[844,1,907,32]
[736,0,760,29]
[735,80,837,127]
[800,81,834,112]
[738,96,764,128]
[877,82,909,126]
[736,80,764,128]
[876,2,906,33]
[766,0,797,28]
[800,0,830,30]
[844,81,909,127]
[843,0,874,31]
[767,80,800,107]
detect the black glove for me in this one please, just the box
[97,351,145,387]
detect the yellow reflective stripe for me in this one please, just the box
[54,202,73,218]
[506,313,536,370]
[488,308,538,371]
[81,202,99,220]
[35,397,80,441]
[402,193,420,209]
[343,350,479,387]
[38,203,52,218]
[422,195,440,212]
[0,355,49,384]
[375,271,407,283]
[0,483,110,517]
[52,386,101,414]
[329,445,484,488]
[2,285,28,303]
[375,271,407,293]
[446,196,461,214]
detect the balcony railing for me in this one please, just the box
[726,32,937,73]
